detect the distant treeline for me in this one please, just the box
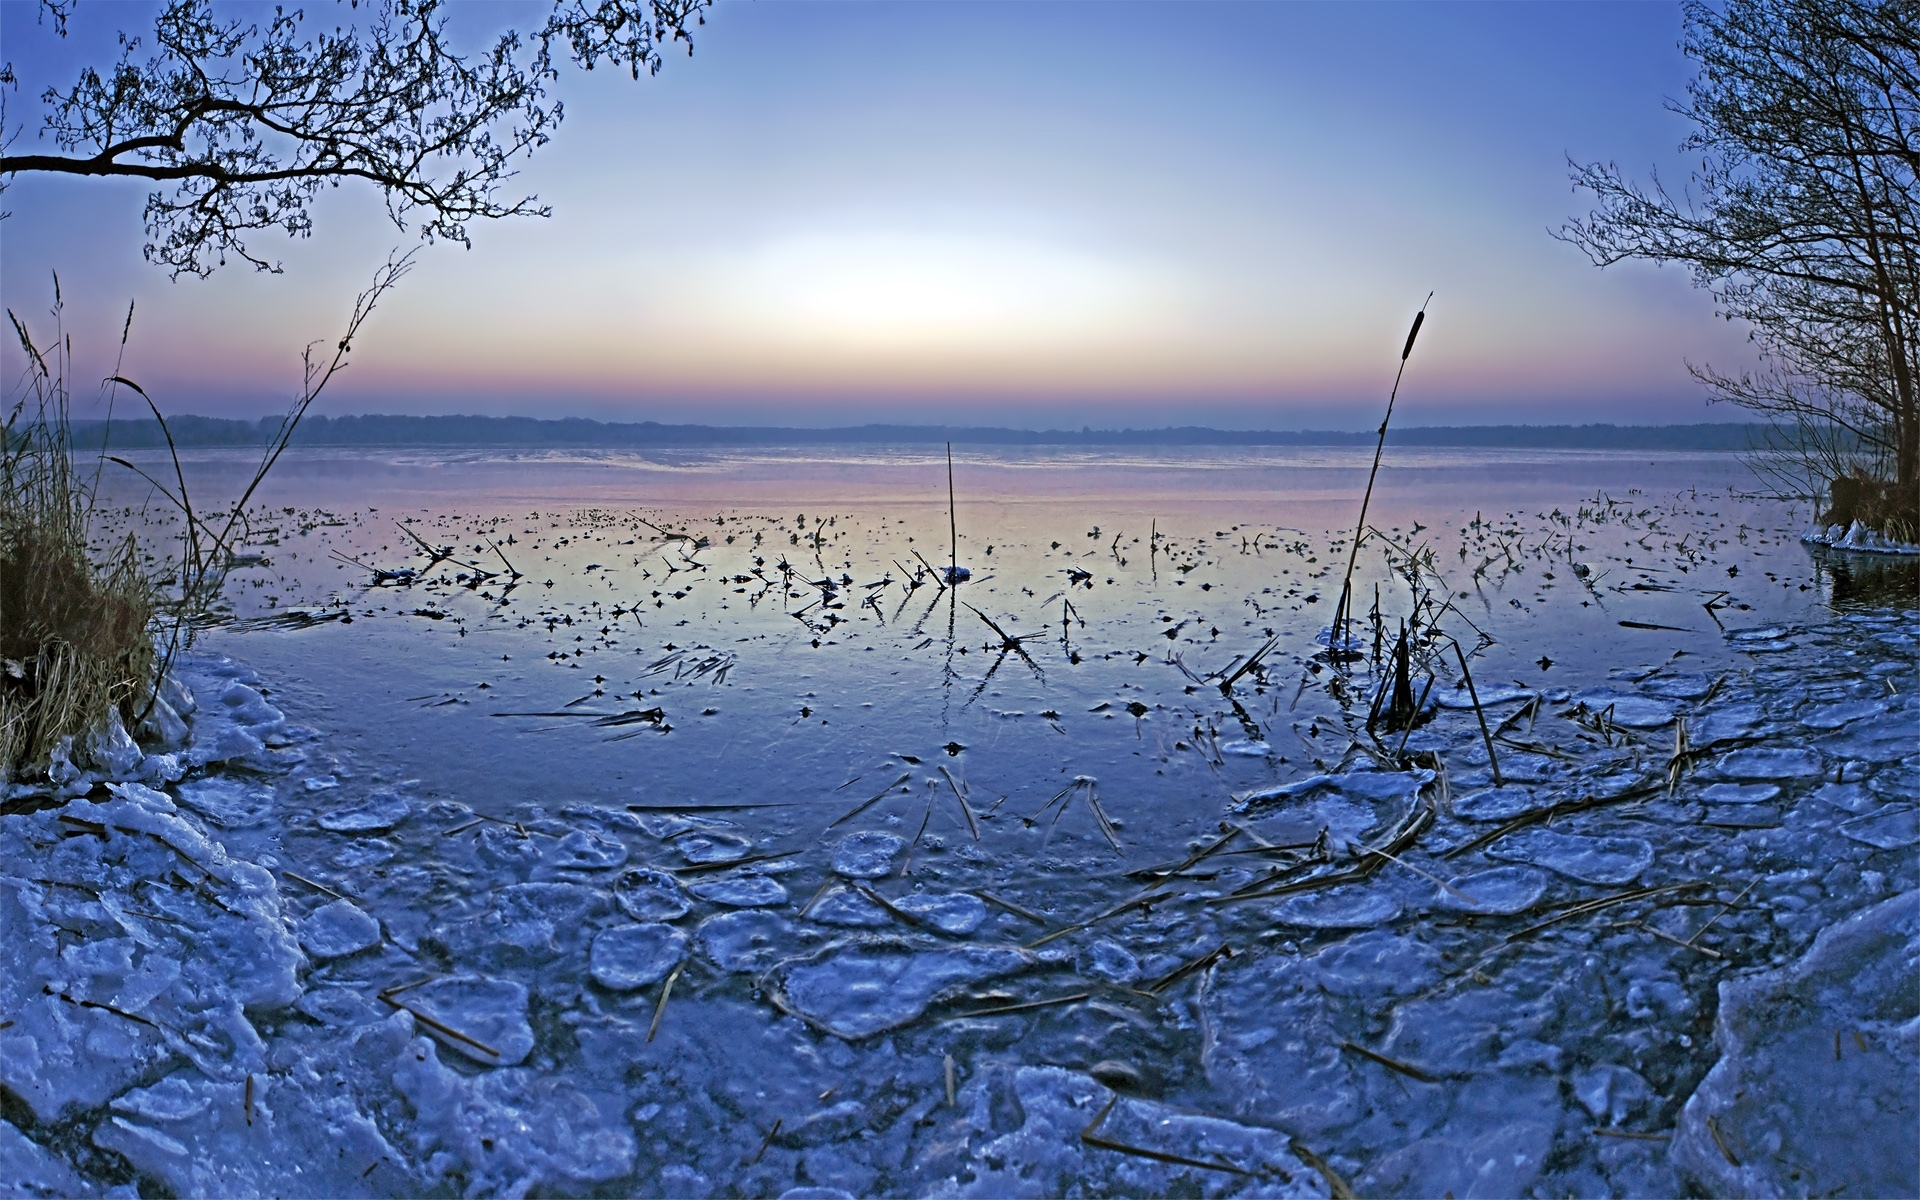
[56,413,1781,452]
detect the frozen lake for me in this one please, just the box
[4,444,1915,1197]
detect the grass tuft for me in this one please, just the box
[2,305,155,782]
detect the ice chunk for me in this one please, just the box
[92,1066,410,1199]
[1839,805,1919,849]
[176,776,276,828]
[831,831,907,878]
[405,976,534,1066]
[1273,885,1402,929]
[1571,1064,1651,1125]
[1691,703,1767,746]
[0,1117,90,1198]
[1573,691,1675,729]
[156,670,195,716]
[773,941,1029,1039]
[437,881,608,968]
[1698,782,1781,805]
[474,822,543,868]
[1453,786,1543,822]
[296,986,386,1028]
[807,888,892,927]
[300,899,382,959]
[1218,740,1272,756]
[332,838,398,868]
[1436,684,1536,709]
[689,874,789,908]
[890,893,987,935]
[1812,782,1875,813]
[492,881,609,959]
[84,707,144,778]
[589,923,688,990]
[612,867,691,921]
[950,1066,1327,1198]
[1639,673,1713,700]
[1203,958,1363,1135]
[546,829,630,871]
[136,695,190,751]
[1079,940,1140,985]
[1713,746,1824,780]
[1432,866,1548,915]
[317,790,411,833]
[1869,765,1920,799]
[394,1037,636,1193]
[217,682,284,729]
[1703,804,1780,828]
[186,724,268,770]
[1673,891,1918,1199]
[1803,698,1889,730]
[1307,929,1441,998]
[1356,1121,1555,1199]
[1234,767,1433,816]
[677,832,752,864]
[697,910,801,973]
[1487,829,1652,885]
[111,1072,213,1122]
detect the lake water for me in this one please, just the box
[9,444,1915,1198]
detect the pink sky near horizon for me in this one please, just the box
[1,2,1763,430]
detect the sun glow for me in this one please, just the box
[730,230,1151,351]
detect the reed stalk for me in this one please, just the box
[1332,296,1431,656]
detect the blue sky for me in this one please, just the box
[1,1,1761,429]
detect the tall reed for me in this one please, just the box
[1331,296,1431,654]
[2,289,154,780]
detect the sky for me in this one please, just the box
[1,0,1764,430]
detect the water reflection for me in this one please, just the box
[1812,545,1920,611]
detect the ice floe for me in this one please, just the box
[689,873,790,907]
[1674,891,1919,1197]
[1431,865,1549,915]
[400,975,535,1066]
[1486,828,1653,885]
[1272,884,1403,929]
[316,789,411,833]
[589,922,689,990]
[612,866,692,921]
[773,941,1030,1039]
[299,898,382,959]
[832,830,908,878]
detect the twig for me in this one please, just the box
[945,992,1089,1020]
[1451,639,1501,785]
[648,961,684,1043]
[1339,1040,1448,1084]
[1079,1095,1248,1176]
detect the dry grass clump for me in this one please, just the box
[2,314,155,785]
[1822,474,1919,543]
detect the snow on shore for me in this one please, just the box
[1802,521,1920,555]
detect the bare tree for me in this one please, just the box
[1560,0,1918,529]
[1,0,709,276]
